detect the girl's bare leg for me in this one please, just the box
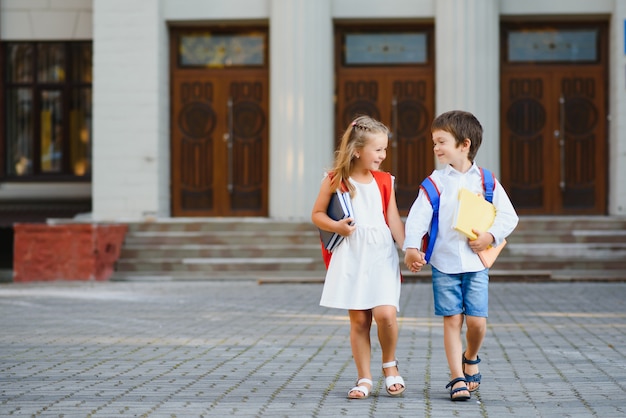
[373,305,402,391]
[348,309,373,398]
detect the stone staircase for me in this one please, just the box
[111,216,626,282]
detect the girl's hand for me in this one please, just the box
[469,229,495,252]
[404,248,425,272]
[336,218,356,236]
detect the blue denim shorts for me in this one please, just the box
[431,266,489,317]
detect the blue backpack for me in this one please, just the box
[420,168,495,263]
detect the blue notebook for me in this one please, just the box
[319,190,353,252]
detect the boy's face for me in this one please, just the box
[432,129,470,167]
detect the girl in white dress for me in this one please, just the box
[311,115,406,399]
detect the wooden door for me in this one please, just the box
[336,71,434,211]
[335,27,435,213]
[500,23,607,215]
[170,29,268,217]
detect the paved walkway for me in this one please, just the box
[1,280,625,417]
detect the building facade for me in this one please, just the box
[1,1,625,249]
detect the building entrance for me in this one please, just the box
[335,26,435,213]
[170,28,269,217]
[500,22,608,214]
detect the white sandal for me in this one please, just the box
[347,378,373,399]
[382,360,406,396]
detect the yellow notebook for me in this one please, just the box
[454,188,496,240]
[454,188,506,268]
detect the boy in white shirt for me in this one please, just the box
[404,110,518,401]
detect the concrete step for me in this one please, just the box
[120,244,321,259]
[112,216,626,282]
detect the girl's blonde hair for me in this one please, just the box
[330,115,390,196]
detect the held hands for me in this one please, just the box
[469,229,495,253]
[404,248,426,273]
[335,217,356,237]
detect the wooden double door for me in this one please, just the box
[335,27,435,214]
[500,23,608,215]
[170,29,268,217]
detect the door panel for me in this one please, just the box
[171,71,268,216]
[336,70,434,213]
[501,69,606,215]
[559,71,605,211]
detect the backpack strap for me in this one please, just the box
[480,167,495,203]
[371,170,392,224]
[420,176,440,263]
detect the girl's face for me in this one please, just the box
[355,132,388,171]
[432,129,469,168]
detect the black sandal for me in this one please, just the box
[462,353,482,392]
[446,377,471,401]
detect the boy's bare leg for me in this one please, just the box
[348,309,373,397]
[373,305,403,392]
[464,315,486,391]
[443,314,470,397]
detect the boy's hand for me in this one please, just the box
[404,248,426,272]
[336,218,356,237]
[469,229,495,252]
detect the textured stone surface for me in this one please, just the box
[0,281,625,416]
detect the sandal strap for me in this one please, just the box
[462,354,481,365]
[385,375,405,387]
[446,377,467,389]
[450,386,469,395]
[348,378,373,397]
[382,360,399,369]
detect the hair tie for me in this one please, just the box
[351,121,356,127]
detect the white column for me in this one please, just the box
[92,0,169,221]
[435,0,500,175]
[269,0,334,220]
[609,2,626,215]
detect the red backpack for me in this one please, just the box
[321,170,392,268]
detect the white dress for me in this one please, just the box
[319,176,401,311]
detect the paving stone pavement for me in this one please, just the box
[0,280,625,417]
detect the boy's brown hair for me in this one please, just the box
[431,110,483,162]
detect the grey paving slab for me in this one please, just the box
[0,280,625,417]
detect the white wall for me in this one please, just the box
[92,0,168,220]
[435,0,500,176]
[269,0,334,220]
[161,0,268,21]
[0,0,92,40]
[333,0,433,18]
[609,0,626,214]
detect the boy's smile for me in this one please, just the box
[432,129,471,172]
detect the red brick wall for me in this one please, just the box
[13,224,127,282]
